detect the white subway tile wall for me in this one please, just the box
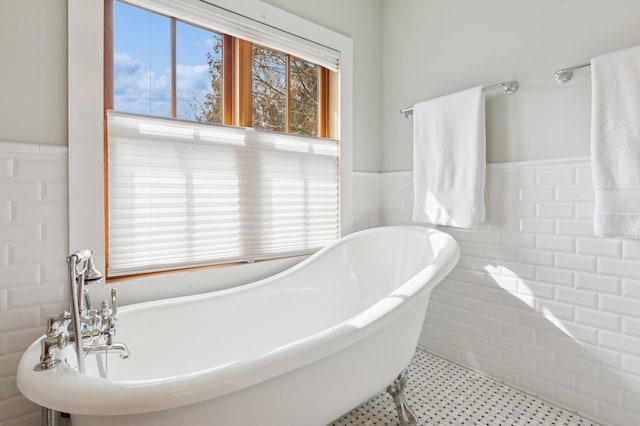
[3,147,638,426]
[352,172,382,231]
[381,158,640,426]
[0,159,375,425]
[0,142,68,425]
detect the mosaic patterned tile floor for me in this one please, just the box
[330,350,599,426]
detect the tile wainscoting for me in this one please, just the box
[3,146,639,426]
[0,158,380,425]
[0,154,377,425]
[380,158,640,426]
[0,141,68,426]
[353,171,382,231]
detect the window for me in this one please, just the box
[252,47,321,136]
[110,1,335,136]
[104,0,341,277]
[112,2,171,116]
[175,22,224,123]
[252,45,288,133]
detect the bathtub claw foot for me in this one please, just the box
[386,369,417,426]
[42,407,61,426]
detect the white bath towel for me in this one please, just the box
[591,45,640,238]
[412,86,486,229]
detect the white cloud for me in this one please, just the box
[114,53,170,116]
[176,63,210,96]
[175,63,214,120]
[114,52,215,119]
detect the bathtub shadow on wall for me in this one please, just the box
[419,258,639,426]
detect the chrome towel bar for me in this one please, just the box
[400,80,519,118]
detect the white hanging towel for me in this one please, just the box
[412,86,486,229]
[591,45,640,238]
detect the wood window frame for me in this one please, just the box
[236,38,253,127]
[223,34,234,125]
[69,0,353,287]
[319,67,330,138]
[170,17,177,118]
[103,0,114,271]
[102,0,338,277]
[286,54,292,134]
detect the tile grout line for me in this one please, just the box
[331,348,602,426]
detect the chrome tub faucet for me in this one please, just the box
[34,250,130,372]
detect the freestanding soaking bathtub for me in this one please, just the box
[18,226,459,426]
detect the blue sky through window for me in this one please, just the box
[176,22,222,121]
[113,1,222,118]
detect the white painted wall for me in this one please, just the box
[381,0,640,170]
[0,0,67,146]
[0,0,382,172]
[262,0,382,172]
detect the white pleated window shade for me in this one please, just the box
[107,111,339,277]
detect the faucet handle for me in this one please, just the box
[105,288,119,340]
[111,288,118,317]
[45,311,72,337]
[97,288,118,319]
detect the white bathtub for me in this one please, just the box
[18,226,459,426]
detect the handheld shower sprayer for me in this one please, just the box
[66,250,105,373]
[69,250,104,284]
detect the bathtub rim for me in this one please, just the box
[17,225,460,415]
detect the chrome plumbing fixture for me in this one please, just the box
[386,369,417,426]
[35,250,129,373]
[37,250,130,426]
[554,63,590,84]
[400,80,520,118]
